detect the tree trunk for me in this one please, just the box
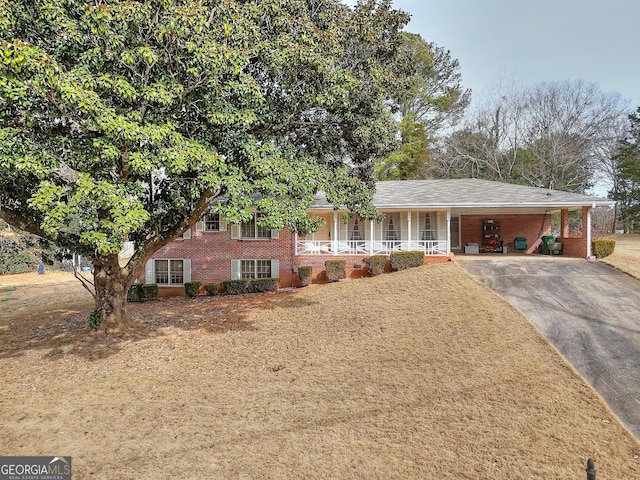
[93,254,131,332]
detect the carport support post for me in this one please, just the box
[586,458,596,480]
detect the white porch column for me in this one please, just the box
[369,219,374,255]
[586,205,593,258]
[407,211,412,250]
[332,211,338,256]
[446,210,451,255]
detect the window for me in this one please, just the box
[146,259,191,285]
[196,211,227,233]
[385,216,398,241]
[205,213,220,231]
[232,259,279,280]
[240,260,272,279]
[240,213,271,239]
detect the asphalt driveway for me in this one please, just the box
[457,255,640,439]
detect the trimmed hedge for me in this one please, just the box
[222,277,280,295]
[184,281,201,298]
[297,266,313,287]
[390,251,425,271]
[127,284,145,303]
[363,255,388,276]
[204,283,219,296]
[128,283,159,302]
[324,260,346,282]
[592,239,616,258]
[142,283,158,300]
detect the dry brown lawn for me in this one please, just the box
[601,234,640,279]
[1,256,640,478]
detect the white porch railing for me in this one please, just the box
[296,239,448,256]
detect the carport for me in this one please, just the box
[446,181,614,258]
[458,256,640,439]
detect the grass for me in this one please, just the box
[601,234,640,279]
[1,243,640,478]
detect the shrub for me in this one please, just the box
[87,309,101,330]
[390,251,425,271]
[0,237,38,275]
[127,284,145,302]
[251,277,280,292]
[184,281,201,298]
[363,255,388,276]
[592,239,616,258]
[324,260,346,282]
[297,266,313,286]
[142,283,158,300]
[223,279,252,295]
[204,283,219,296]
[222,278,280,295]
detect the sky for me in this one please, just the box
[350,0,640,108]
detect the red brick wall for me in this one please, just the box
[150,226,297,289]
[460,214,552,254]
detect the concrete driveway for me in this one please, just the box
[457,256,640,439]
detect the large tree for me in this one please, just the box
[375,32,469,180]
[435,80,629,193]
[610,108,640,232]
[0,0,409,331]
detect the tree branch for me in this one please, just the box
[0,207,50,238]
[73,266,96,301]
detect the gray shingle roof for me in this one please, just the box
[310,179,613,209]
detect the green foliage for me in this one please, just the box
[0,234,39,274]
[297,266,313,287]
[390,251,425,271]
[127,284,145,303]
[184,281,201,298]
[610,107,640,232]
[222,278,279,295]
[127,283,158,302]
[87,309,101,330]
[363,255,388,276]
[142,283,158,300]
[204,283,219,296]
[223,279,252,295]
[324,260,346,282]
[251,278,280,293]
[378,32,470,181]
[592,239,616,258]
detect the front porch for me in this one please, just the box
[295,210,450,257]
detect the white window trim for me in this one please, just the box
[196,211,228,232]
[146,258,191,286]
[230,259,280,280]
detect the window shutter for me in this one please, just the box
[145,260,155,284]
[219,216,227,231]
[231,224,240,239]
[196,219,205,232]
[182,228,191,240]
[231,259,241,280]
[271,229,280,239]
[271,259,280,278]
[183,259,191,283]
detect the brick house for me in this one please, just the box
[143,179,613,293]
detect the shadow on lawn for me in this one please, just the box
[0,290,315,361]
